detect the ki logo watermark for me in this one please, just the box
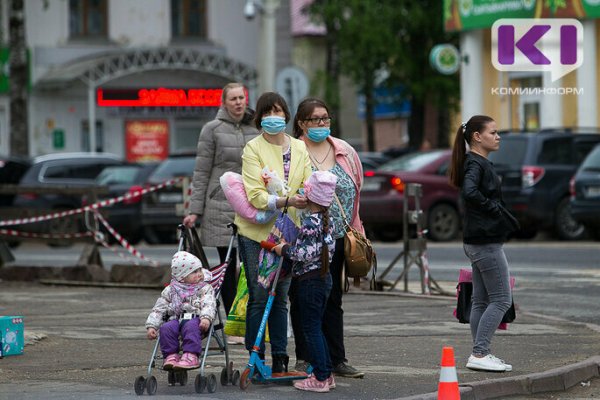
[491,19,583,82]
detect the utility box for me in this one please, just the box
[0,316,24,357]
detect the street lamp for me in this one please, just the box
[244,0,280,94]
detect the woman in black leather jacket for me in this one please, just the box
[449,115,518,373]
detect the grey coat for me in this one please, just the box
[189,108,258,246]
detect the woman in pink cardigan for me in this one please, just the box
[289,97,366,379]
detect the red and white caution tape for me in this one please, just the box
[0,177,184,227]
[93,211,160,266]
[0,229,92,240]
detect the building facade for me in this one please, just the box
[0,0,297,159]
[445,0,599,132]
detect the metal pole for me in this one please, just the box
[88,85,96,153]
[258,0,279,93]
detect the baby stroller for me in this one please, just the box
[134,223,241,395]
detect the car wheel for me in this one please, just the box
[426,203,460,242]
[555,197,587,240]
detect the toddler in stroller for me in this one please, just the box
[146,250,217,370]
[135,224,240,396]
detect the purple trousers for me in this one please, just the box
[159,317,203,357]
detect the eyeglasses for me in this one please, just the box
[304,117,332,124]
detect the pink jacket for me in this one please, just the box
[302,136,365,235]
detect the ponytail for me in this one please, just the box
[448,115,495,188]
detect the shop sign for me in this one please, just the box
[52,129,65,149]
[125,120,169,162]
[98,87,249,107]
[444,0,598,32]
[491,18,583,81]
[429,44,461,75]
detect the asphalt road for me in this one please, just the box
[7,238,600,325]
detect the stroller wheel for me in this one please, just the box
[134,376,146,395]
[220,367,229,386]
[195,375,207,393]
[167,371,175,386]
[146,375,157,395]
[231,369,241,386]
[177,370,188,386]
[207,373,217,393]
[240,368,252,390]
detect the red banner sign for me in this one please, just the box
[98,88,225,107]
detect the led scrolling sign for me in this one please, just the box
[96,88,248,107]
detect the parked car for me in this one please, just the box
[488,130,600,240]
[570,143,600,240]
[358,151,392,171]
[0,155,31,207]
[359,149,460,242]
[12,152,125,246]
[91,163,159,244]
[140,153,196,244]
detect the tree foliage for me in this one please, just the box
[308,0,459,150]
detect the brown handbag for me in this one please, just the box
[335,195,376,289]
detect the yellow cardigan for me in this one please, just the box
[234,134,312,243]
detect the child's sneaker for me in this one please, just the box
[162,353,180,370]
[175,352,200,370]
[327,374,336,389]
[293,375,330,393]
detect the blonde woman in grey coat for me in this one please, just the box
[183,83,258,319]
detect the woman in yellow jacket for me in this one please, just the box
[234,92,312,375]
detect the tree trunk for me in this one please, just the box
[408,99,424,149]
[324,24,342,138]
[364,74,376,152]
[9,0,28,157]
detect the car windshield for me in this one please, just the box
[96,166,141,185]
[488,137,528,167]
[150,157,195,181]
[581,146,600,170]
[377,150,444,172]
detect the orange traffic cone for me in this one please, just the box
[438,346,460,400]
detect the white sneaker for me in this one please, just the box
[489,355,512,372]
[466,354,507,372]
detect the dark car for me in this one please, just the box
[488,130,600,240]
[141,153,196,244]
[359,149,460,242]
[92,163,159,244]
[570,143,600,240]
[12,152,125,246]
[0,155,31,207]
[358,152,392,171]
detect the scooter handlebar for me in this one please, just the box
[260,241,277,251]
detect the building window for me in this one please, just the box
[81,120,104,152]
[69,0,107,38]
[171,0,207,38]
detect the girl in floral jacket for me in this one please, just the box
[272,171,337,393]
[145,251,217,370]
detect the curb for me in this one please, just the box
[395,356,600,400]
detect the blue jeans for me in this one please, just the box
[463,243,512,356]
[238,235,291,356]
[296,274,333,381]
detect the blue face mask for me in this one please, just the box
[261,116,287,135]
[307,127,331,143]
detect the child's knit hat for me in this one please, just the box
[171,251,203,282]
[304,170,338,207]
